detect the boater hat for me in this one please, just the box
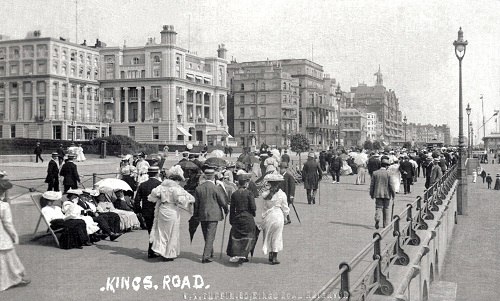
[264,174,284,182]
[51,152,59,157]
[42,191,62,201]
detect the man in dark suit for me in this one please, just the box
[369,156,395,229]
[134,166,162,258]
[329,152,343,184]
[34,142,44,163]
[399,156,414,194]
[302,152,322,204]
[367,152,381,177]
[281,150,290,164]
[56,144,65,166]
[59,154,80,193]
[45,152,60,191]
[280,162,296,224]
[193,169,228,263]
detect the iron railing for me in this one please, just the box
[311,164,457,301]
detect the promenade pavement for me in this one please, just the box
[1,156,427,301]
[440,163,500,301]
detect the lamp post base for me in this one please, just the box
[457,149,468,215]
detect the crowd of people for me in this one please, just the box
[0,142,465,291]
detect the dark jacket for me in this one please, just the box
[56,147,65,158]
[430,164,443,186]
[34,146,43,155]
[194,180,228,222]
[367,157,381,175]
[134,177,161,214]
[59,161,80,186]
[280,170,296,204]
[399,160,414,179]
[329,156,343,172]
[229,188,256,225]
[281,153,290,164]
[370,167,395,199]
[45,159,59,183]
[302,158,322,190]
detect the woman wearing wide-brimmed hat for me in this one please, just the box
[260,174,290,265]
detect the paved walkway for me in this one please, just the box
[1,156,429,301]
[440,163,500,301]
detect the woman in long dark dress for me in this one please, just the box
[226,179,257,264]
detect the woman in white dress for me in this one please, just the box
[76,144,86,162]
[63,189,100,238]
[148,166,194,261]
[388,160,401,194]
[260,174,290,265]
[0,171,30,291]
[96,189,140,231]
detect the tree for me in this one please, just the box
[372,140,382,151]
[290,133,310,165]
[363,140,373,150]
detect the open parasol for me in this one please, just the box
[95,178,133,191]
[204,157,227,168]
[177,160,200,171]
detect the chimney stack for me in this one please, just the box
[160,25,177,45]
[217,43,227,59]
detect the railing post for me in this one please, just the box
[338,262,351,300]
[406,204,421,246]
[92,173,97,189]
[392,215,410,265]
[415,196,428,230]
[373,233,394,296]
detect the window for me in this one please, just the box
[153,67,160,77]
[71,65,76,76]
[239,107,245,117]
[153,55,160,63]
[152,127,159,140]
[23,82,32,94]
[239,96,244,104]
[0,65,4,76]
[62,64,67,75]
[11,82,18,95]
[240,83,245,91]
[0,48,5,60]
[152,87,161,98]
[37,82,45,94]
[52,47,59,58]
[10,63,18,75]
[12,48,20,59]
[52,62,58,73]
[79,53,84,64]
[218,67,223,86]
[239,122,245,132]
[24,63,33,75]
[37,61,46,74]
[132,57,139,65]
[78,67,83,78]
[261,82,266,90]
[260,107,266,117]
[260,120,266,132]
[70,51,76,61]
[10,125,15,138]
[37,45,47,57]
[250,121,255,132]
[250,107,255,117]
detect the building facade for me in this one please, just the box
[340,108,367,147]
[227,61,299,148]
[0,31,106,140]
[366,112,377,141]
[407,123,451,146]
[350,67,403,143]
[99,25,229,145]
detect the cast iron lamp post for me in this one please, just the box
[335,84,342,148]
[453,27,468,215]
[403,115,407,143]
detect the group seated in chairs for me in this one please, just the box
[31,188,137,249]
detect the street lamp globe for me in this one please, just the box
[466,103,471,116]
[453,27,468,60]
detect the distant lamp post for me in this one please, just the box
[335,84,342,148]
[469,121,473,152]
[403,115,407,143]
[466,103,471,158]
[453,27,468,216]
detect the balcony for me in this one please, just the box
[34,115,46,122]
[196,118,214,124]
[129,96,138,102]
[101,117,114,123]
[176,95,184,103]
[186,97,194,103]
[103,97,114,104]
[306,122,335,129]
[150,94,162,102]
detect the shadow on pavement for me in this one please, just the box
[328,221,374,230]
[95,244,151,262]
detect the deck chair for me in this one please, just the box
[31,194,62,247]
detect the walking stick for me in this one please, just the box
[219,214,227,259]
[291,203,302,224]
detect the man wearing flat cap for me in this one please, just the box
[302,152,322,204]
[369,156,395,229]
[135,166,162,258]
[193,168,228,263]
[45,152,60,192]
[59,154,80,193]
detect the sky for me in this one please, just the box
[1,0,499,140]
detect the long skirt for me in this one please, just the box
[0,248,25,291]
[494,179,500,190]
[112,209,140,230]
[150,205,180,259]
[226,212,257,258]
[261,208,284,254]
[51,219,89,249]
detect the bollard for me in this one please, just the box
[92,173,97,189]
[338,262,351,299]
[100,140,107,159]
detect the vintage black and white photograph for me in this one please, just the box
[0,1,499,300]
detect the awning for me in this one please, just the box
[82,125,98,131]
[186,74,194,79]
[219,111,225,120]
[176,105,183,116]
[195,75,203,80]
[207,130,230,136]
[177,126,192,137]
